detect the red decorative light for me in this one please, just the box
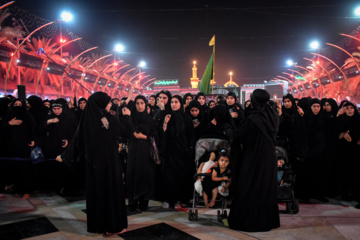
[10,52,14,56]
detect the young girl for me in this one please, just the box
[202,151,231,208]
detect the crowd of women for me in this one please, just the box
[0,89,359,234]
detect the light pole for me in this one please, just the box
[59,11,73,59]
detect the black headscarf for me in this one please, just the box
[0,97,12,119]
[183,93,193,105]
[298,97,311,114]
[339,100,349,108]
[187,100,202,120]
[282,93,297,116]
[250,89,279,145]
[80,92,112,167]
[8,98,28,120]
[132,95,154,134]
[159,89,172,111]
[324,98,339,117]
[208,100,215,108]
[27,95,49,123]
[244,100,252,117]
[78,97,87,106]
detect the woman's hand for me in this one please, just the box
[337,106,346,117]
[297,106,304,117]
[164,114,171,124]
[55,155,63,162]
[47,118,59,125]
[344,131,352,142]
[122,107,131,116]
[62,140,68,148]
[28,141,35,147]
[209,152,216,161]
[157,101,165,110]
[222,176,228,181]
[211,118,217,125]
[134,132,147,140]
[9,117,22,126]
[230,112,238,118]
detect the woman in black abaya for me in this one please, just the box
[57,92,131,235]
[161,95,195,208]
[127,95,158,211]
[228,89,280,232]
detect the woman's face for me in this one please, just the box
[14,100,22,107]
[149,97,156,106]
[226,96,235,106]
[209,102,215,108]
[159,93,168,105]
[171,98,181,111]
[190,107,199,118]
[311,103,321,115]
[197,96,205,106]
[283,99,292,109]
[345,105,355,117]
[136,99,146,113]
[44,102,50,108]
[79,100,87,110]
[53,107,63,115]
[245,101,251,108]
[325,102,331,113]
[185,96,193,106]
[105,101,112,112]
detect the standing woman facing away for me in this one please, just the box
[56,92,131,236]
[229,89,280,232]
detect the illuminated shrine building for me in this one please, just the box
[224,73,239,87]
[190,61,200,89]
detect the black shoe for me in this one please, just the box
[316,196,329,203]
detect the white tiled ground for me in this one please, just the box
[0,193,359,240]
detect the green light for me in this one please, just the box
[154,80,178,86]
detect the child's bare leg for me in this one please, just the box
[208,188,218,207]
[203,191,209,208]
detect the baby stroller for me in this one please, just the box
[276,146,299,214]
[188,138,229,222]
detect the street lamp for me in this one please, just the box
[286,59,294,67]
[310,41,320,50]
[355,6,360,16]
[139,61,146,68]
[59,11,73,59]
[115,44,124,52]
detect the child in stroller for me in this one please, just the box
[201,150,231,208]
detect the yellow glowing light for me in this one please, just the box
[193,61,196,65]
[229,72,233,76]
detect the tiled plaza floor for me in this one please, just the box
[0,193,359,240]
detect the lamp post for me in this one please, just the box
[59,11,73,59]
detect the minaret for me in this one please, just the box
[190,61,200,89]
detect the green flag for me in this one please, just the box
[198,52,213,94]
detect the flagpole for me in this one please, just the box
[212,36,215,94]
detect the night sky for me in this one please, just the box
[11,0,360,87]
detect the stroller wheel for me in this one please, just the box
[286,202,291,214]
[292,199,299,214]
[188,209,193,221]
[217,210,222,222]
[194,209,198,220]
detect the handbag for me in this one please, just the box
[149,136,160,165]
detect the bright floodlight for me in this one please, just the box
[139,61,146,68]
[115,44,124,52]
[310,41,320,50]
[286,59,294,66]
[355,7,360,16]
[61,11,73,22]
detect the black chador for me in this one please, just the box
[229,89,280,232]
